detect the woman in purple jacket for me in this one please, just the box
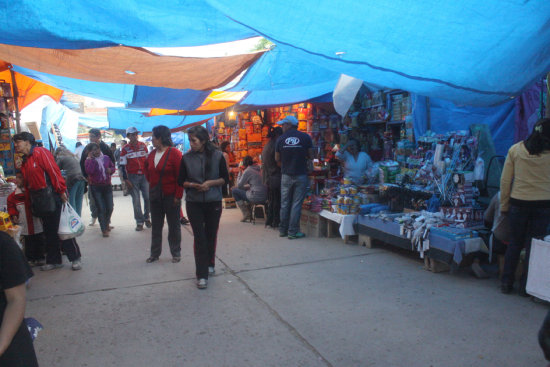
[85,143,115,237]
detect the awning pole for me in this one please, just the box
[9,69,21,133]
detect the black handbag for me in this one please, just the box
[30,174,57,217]
[149,148,171,202]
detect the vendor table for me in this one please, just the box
[356,215,488,267]
[318,210,356,243]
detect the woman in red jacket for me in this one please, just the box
[144,126,183,263]
[13,132,82,271]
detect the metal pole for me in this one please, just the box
[9,69,21,133]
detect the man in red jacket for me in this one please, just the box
[120,126,151,231]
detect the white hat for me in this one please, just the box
[126,126,138,134]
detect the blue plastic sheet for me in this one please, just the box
[13,66,134,104]
[107,108,221,132]
[0,1,255,48]
[230,47,340,92]
[207,0,550,106]
[239,80,337,107]
[413,97,515,156]
[41,103,78,151]
[129,86,210,110]
[13,66,211,110]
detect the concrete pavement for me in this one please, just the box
[26,191,549,366]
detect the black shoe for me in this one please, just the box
[500,284,513,294]
[145,220,152,228]
[180,217,189,225]
[135,224,144,231]
[146,256,159,263]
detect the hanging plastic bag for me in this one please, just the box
[58,203,85,240]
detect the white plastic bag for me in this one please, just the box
[58,203,85,240]
[526,239,550,302]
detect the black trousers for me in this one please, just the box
[186,201,222,279]
[0,321,39,367]
[501,205,550,289]
[23,233,46,261]
[41,195,82,264]
[266,185,281,227]
[150,195,181,258]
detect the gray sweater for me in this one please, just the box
[238,165,267,203]
[56,154,85,189]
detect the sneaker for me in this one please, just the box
[172,256,181,263]
[135,224,144,231]
[288,232,306,240]
[71,259,82,271]
[279,232,288,237]
[180,217,189,225]
[197,278,208,289]
[89,217,97,226]
[146,256,159,263]
[208,266,215,275]
[145,220,152,228]
[40,263,63,271]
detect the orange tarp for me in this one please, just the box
[0,68,63,110]
[0,44,263,91]
[149,91,247,116]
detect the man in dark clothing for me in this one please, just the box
[80,129,116,226]
[275,116,313,240]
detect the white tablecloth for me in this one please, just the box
[319,210,356,238]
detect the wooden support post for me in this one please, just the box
[358,234,373,248]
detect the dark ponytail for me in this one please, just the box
[524,118,550,155]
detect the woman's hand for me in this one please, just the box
[60,192,68,203]
[173,197,182,207]
[196,181,211,192]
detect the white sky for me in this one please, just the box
[146,37,263,57]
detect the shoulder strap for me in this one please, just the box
[157,148,172,186]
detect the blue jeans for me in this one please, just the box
[128,173,150,225]
[231,188,248,202]
[90,185,114,233]
[69,179,85,217]
[279,174,309,236]
[501,205,550,289]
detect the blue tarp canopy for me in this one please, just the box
[1,1,548,129]
[0,1,256,49]
[412,95,515,156]
[207,0,550,106]
[107,108,220,133]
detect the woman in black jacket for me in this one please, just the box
[178,126,229,289]
[261,126,283,228]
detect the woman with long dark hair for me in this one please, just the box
[261,126,283,228]
[13,132,82,271]
[144,126,183,263]
[178,126,229,289]
[500,117,550,295]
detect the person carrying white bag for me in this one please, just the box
[58,203,85,240]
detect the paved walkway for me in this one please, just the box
[27,191,548,366]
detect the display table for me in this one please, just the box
[318,210,356,243]
[356,215,488,267]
